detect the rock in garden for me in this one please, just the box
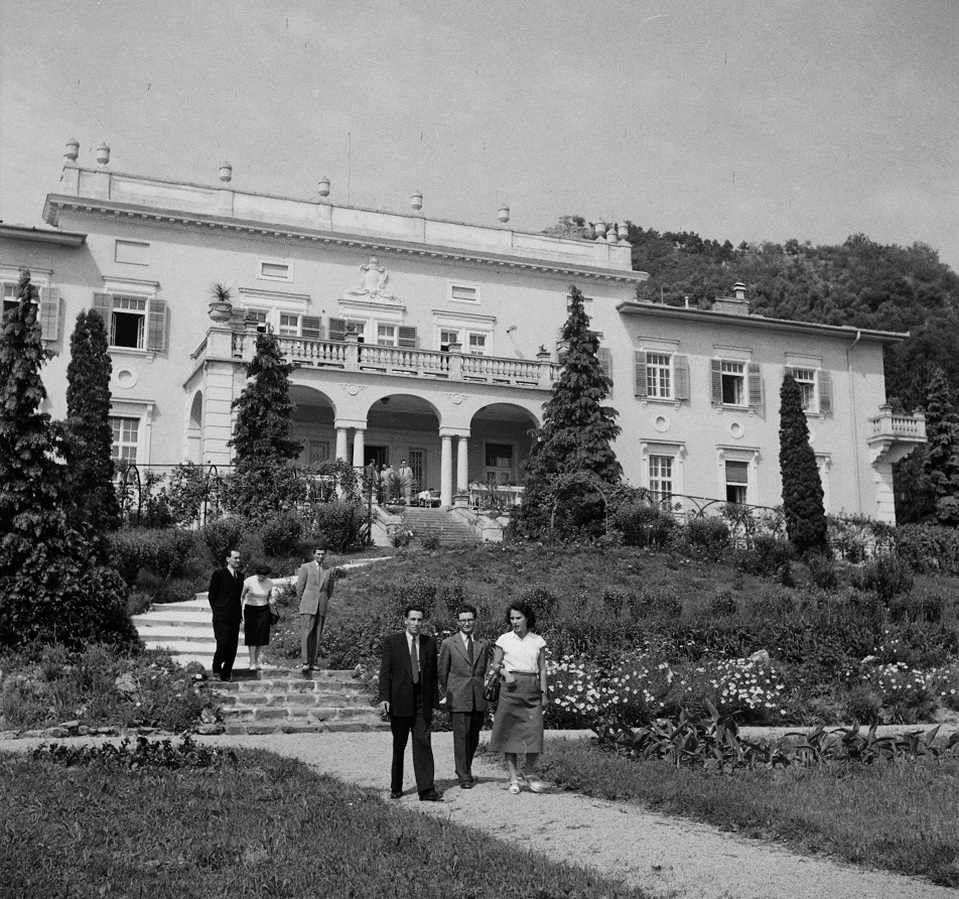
[114,673,138,693]
[59,720,80,730]
[748,649,770,663]
[46,727,70,738]
[195,723,224,735]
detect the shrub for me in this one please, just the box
[684,516,730,559]
[853,554,914,602]
[109,528,201,585]
[611,501,677,548]
[733,534,794,581]
[420,532,441,551]
[517,585,559,621]
[892,524,959,575]
[806,554,839,591]
[306,501,368,553]
[199,518,247,567]
[261,512,304,557]
[843,684,881,723]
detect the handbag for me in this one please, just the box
[483,673,501,704]
[268,603,281,626]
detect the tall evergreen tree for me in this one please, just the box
[0,271,136,649]
[63,309,120,546]
[227,331,302,520]
[778,374,828,555]
[522,285,621,533]
[923,367,959,524]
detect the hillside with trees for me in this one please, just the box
[544,217,959,522]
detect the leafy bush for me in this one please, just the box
[33,734,235,770]
[611,501,677,548]
[892,523,959,575]
[306,500,368,552]
[420,532,441,551]
[853,553,914,602]
[733,534,795,581]
[684,516,730,559]
[517,585,559,621]
[109,527,203,585]
[806,554,839,591]
[260,511,304,557]
[199,517,247,567]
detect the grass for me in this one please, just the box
[540,736,959,888]
[0,744,648,899]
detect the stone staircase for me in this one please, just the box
[400,506,480,545]
[132,596,387,734]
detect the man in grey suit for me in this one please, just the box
[296,541,336,672]
[438,604,490,789]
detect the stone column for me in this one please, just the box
[456,435,469,493]
[352,427,365,468]
[440,435,453,508]
[335,427,349,462]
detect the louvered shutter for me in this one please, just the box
[398,326,417,348]
[633,351,647,397]
[147,298,167,352]
[819,371,832,416]
[329,317,347,341]
[674,355,690,400]
[39,287,61,341]
[747,362,763,411]
[597,347,613,384]
[301,316,323,340]
[711,359,723,406]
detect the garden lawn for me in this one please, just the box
[540,738,959,888]
[0,745,647,899]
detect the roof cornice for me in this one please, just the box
[616,300,908,344]
[44,194,648,284]
[0,223,86,247]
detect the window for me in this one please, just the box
[110,416,140,462]
[2,282,17,315]
[115,240,150,265]
[440,329,460,351]
[725,460,749,504]
[450,284,479,303]
[308,440,330,464]
[244,309,268,326]
[377,324,397,346]
[329,318,366,341]
[786,366,832,416]
[485,443,514,483]
[94,292,167,352]
[721,361,745,405]
[648,455,673,501]
[3,282,61,341]
[646,353,671,398]
[259,260,291,281]
[408,449,426,490]
[468,333,487,355]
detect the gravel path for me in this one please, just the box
[194,730,955,899]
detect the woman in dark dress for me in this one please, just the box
[240,564,276,671]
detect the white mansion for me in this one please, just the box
[0,142,925,522]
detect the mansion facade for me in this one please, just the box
[0,144,926,522]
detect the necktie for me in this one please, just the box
[411,638,419,684]
[466,636,474,665]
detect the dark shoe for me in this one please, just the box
[219,673,232,683]
[389,790,403,800]
[459,781,474,790]
[419,789,443,802]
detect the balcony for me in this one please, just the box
[191,326,559,391]
[867,405,926,464]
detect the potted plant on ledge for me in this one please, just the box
[208,283,234,322]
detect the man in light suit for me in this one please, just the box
[296,540,336,672]
[377,604,442,802]
[207,549,244,682]
[438,604,490,789]
[397,459,414,504]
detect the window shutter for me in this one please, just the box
[301,315,323,340]
[597,347,613,384]
[633,351,647,397]
[784,366,795,380]
[747,362,763,410]
[711,359,723,406]
[93,292,112,318]
[147,298,168,352]
[819,371,832,416]
[398,326,417,348]
[39,287,61,341]
[674,355,690,400]
[329,317,347,341]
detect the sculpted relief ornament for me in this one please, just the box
[347,255,398,302]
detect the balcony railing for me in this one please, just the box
[223,329,558,389]
[869,406,926,441]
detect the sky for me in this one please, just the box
[1,0,957,270]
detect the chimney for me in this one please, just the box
[712,282,750,316]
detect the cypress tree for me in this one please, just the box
[923,367,959,524]
[227,330,302,520]
[64,309,120,547]
[778,373,828,555]
[0,271,136,649]
[522,284,621,533]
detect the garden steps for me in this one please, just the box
[209,671,387,734]
[399,507,480,545]
[132,597,223,670]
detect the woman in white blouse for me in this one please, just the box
[240,564,276,671]
[487,601,549,794]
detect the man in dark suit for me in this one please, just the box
[207,549,244,682]
[377,604,442,802]
[438,604,490,789]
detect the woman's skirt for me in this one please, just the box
[488,672,544,754]
[244,604,271,647]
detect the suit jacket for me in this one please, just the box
[296,560,336,616]
[378,631,439,718]
[438,633,490,713]
[207,567,244,623]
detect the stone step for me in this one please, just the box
[222,718,387,735]
[136,625,212,642]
